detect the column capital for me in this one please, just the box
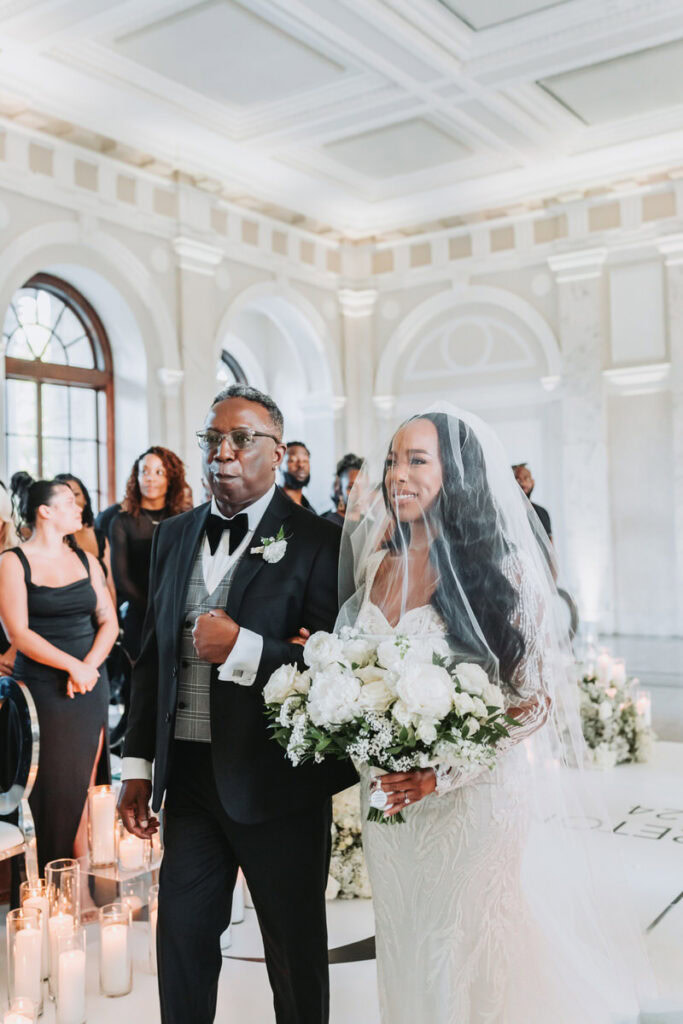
[548,247,607,283]
[657,232,683,266]
[173,236,224,276]
[157,367,185,398]
[338,288,378,319]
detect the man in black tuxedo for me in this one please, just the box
[118,384,356,1024]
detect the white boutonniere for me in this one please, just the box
[251,525,288,564]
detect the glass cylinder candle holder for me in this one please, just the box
[635,689,652,727]
[148,884,159,974]
[117,822,147,873]
[88,784,118,867]
[6,907,43,1015]
[3,996,38,1023]
[56,927,86,1024]
[19,880,49,980]
[120,877,145,920]
[99,903,132,997]
[46,858,80,999]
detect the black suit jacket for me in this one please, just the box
[123,487,356,822]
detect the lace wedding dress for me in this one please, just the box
[356,551,632,1024]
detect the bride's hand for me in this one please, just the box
[286,627,310,647]
[374,769,436,817]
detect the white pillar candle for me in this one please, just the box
[57,949,86,1024]
[118,833,145,871]
[149,905,158,974]
[13,928,42,1005]
[90,788,117,865]
[22,894,49,978]
[596,651,612,686]
[611,659,627,686]
[4,1013,34,1024]
[231,874,245,924]
[636,691,652,728]
[49,913,74,981]
[100,924,130,995]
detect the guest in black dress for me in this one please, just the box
[0,479,118,872]
[0,481,19,675]
[55,474,116,605]
[110,446,188,663]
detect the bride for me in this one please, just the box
[334,405,651,1024]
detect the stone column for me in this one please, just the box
[548,248,613,635]
[658,235,683,636]
[172,235,224,491]
[338,288,377,456]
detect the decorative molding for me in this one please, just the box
[338,288,378,319]
[603,362,671,395]
[373,394,396,416]
[173,237,224,276]
[157,367,185,398]
[548,248,607,283]
[657,233,683,266]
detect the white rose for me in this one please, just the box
[482,681,505,709]
[463,715,481,737]
[396,662,454,720]
[452,691,476,716]
[263,539,287,564]
[263,663,299,704]
[308,665,361,727]
[342,635,376,668]
[376,638,409,670]
[416,718,438,745]
[392,699,416,729]
[455,662,489,695]
[470,696,489,720]
[293,671,311,695]
[597,700,613,722]
[355,665,389,686]
[304,631,345,670]
[358,678,395,713]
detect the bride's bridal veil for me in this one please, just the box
[337,401,654,1022]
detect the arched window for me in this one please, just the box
[3,273,114,511]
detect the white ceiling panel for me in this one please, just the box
[323,118,470,179]
[540,38,683,124]
[438,0,573,31]
[113,0,345,107]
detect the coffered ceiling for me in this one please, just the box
[1,0,683,237]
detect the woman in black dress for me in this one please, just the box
[0,479,118,872]
[110,446,187,661]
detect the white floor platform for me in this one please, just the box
[3,742,683,1023]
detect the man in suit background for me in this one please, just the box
[118,384,356,1024]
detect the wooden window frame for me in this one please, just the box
[4,273,116,504]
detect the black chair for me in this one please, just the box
[0,676,40,886]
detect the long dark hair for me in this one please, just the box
[383,413,525,687]
[121,446,187,517]
[13,476,78,550]
[54,473,95,527]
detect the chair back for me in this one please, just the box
[0,677,40,882]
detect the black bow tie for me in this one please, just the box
[206,512,249,557]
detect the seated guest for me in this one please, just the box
[282,441,315,511]
[0,481,19,676]
[322,453,363,526]
[0,477,118,871]
[10,471,33,540]
[55,474,116,604]
[512,463,553,542]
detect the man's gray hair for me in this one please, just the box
[211,383,284,439]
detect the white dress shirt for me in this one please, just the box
[121,485,275,783]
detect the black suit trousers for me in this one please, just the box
[158,741,332,1024]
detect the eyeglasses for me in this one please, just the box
[196,428,280,452]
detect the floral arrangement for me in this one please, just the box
[326,785,372,901]
[578,660,654,769]
[264,628,518,823]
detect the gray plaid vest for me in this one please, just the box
[174,542,238,743]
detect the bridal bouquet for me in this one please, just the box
[264,628,519,823]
